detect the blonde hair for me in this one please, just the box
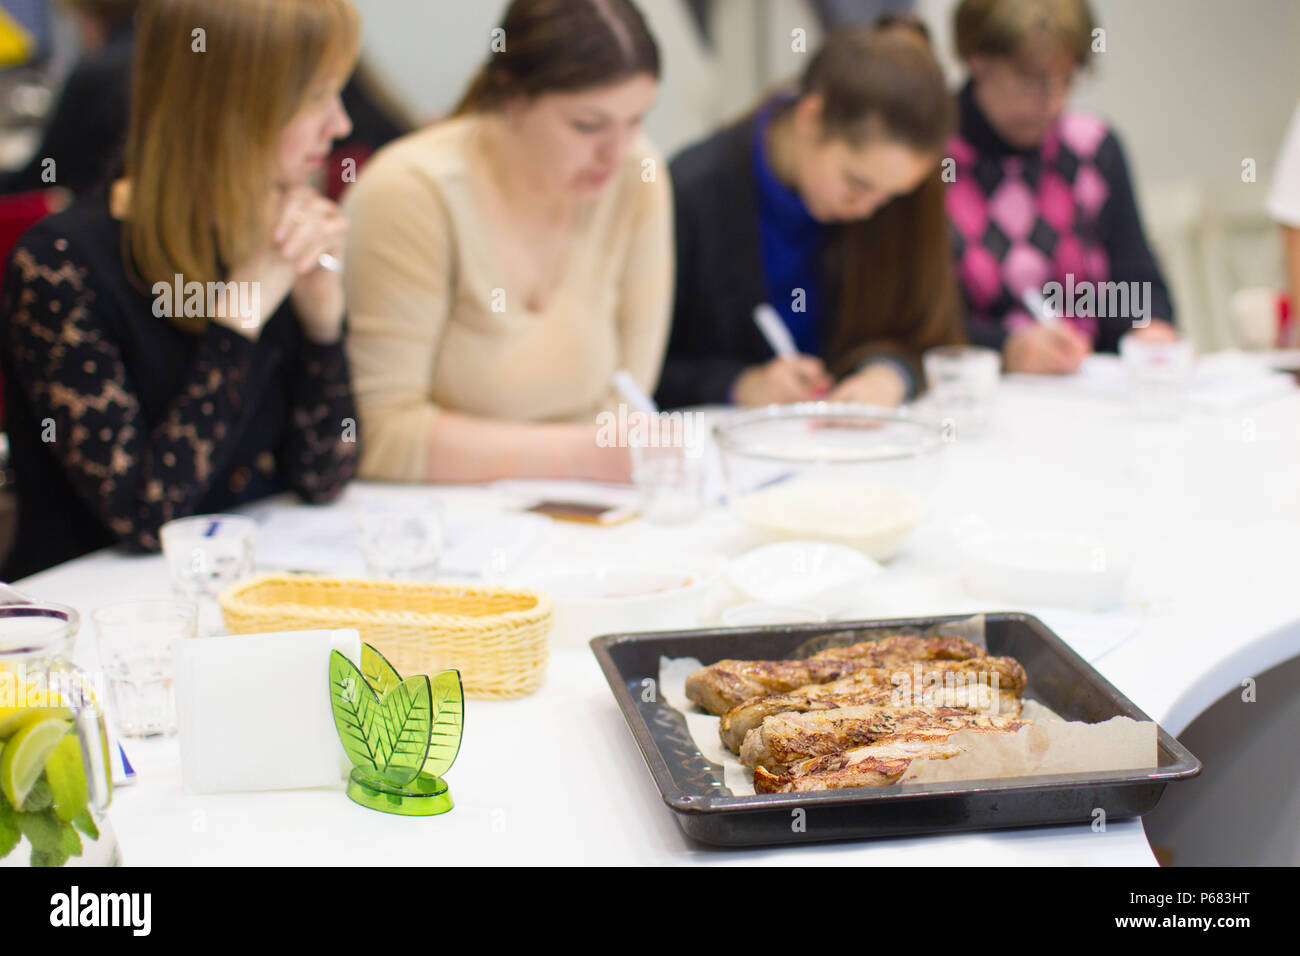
[124,0,361,315]
[954,0,1096,68]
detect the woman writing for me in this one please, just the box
[658,17,964,410]
[343,0,672,484]
[0,0,361,580]
[947,0,1178,374]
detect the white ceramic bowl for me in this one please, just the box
[525,567,707,648]
[955,518,1132,611]
[726,541,882,616]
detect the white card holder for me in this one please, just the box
[176,628,361,794]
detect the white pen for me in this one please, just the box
[1021,287,1060,328]
[317,253,342,273]
[612,369,658,414]
[753,303,799,360]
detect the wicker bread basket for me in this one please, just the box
[218,574,554,699]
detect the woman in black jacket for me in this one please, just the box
[0,0,362,580]
[658,16,965,410]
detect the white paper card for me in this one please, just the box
[176,628,361,794]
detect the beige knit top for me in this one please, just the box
[342,113,674,482]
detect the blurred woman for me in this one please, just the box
[0,0,139,198]
[344,0,671,484]
[659,16,963,410]
[948,0,1177,375]
[0,0,361,580]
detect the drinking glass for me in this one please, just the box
[92,600,197,738]
[923,345,1001,439]
[630,443,706,525]
[1120,336,1194,421]
[354,501,445,579]
[160,514,256,634]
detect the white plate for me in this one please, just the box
[954,517,1132,611]
[726,541,882,615]
[522,567,707,648]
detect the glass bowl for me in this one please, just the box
[712,403,948,560]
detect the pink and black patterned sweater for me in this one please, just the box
[946,82,1174,354]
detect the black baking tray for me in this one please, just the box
[591,613,1201,847]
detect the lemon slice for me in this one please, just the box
[0,704,73,739]
[44,735,90,823]
[0,716,71,809]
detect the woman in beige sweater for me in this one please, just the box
[343,0,672,484]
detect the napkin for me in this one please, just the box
[176,628,361,794]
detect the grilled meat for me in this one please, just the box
[807,634,985,664]
[718,657,1027,751]
[684,658,874,716]
[740,706,1027,771]
[684,635,993,716]
[752,718,1026,793]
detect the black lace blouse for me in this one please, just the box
[0,199,359,580]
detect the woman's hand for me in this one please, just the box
[826,361,908,407]
[732,356,831,406]
[1003,323,1092,374]
[216,187,348,343]
[277,187,349,344]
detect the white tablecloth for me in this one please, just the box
[15,378,1300,865]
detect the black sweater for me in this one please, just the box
[656,117,778,409]
[0,200,359,580]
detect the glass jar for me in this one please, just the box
[0,601,119,867]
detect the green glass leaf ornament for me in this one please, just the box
[422,670,464,778]
[360,644,403,696]
[329,651,386,777]
[375,675,433,787]
[329,651,434,787]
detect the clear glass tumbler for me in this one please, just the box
[354,501,445,580]
[92,600,197,739]
[160,514,256,635]
[923,345,1002,439]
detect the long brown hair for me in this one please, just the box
[123,0,361,315]
[777,17,964,374]
[452,0,660,116]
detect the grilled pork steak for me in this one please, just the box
[718,657,1027,751]
[740,706,1027,771]
[752,719,1026,793]
[684,635,993,715]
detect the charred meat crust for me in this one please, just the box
[684,635,992,716]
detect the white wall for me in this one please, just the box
[351,0,717,156]
[917,0,1300,195]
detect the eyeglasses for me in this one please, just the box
[1002,64,1076,100]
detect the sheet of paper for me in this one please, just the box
[250,505,549,577]
[1008,351,1295,411]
